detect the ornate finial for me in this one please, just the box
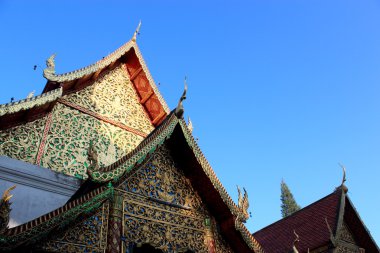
[26,90,35,99]
[132,20,142,42]
[237,185,250,222]
[0,185,16,234]
[338,163,348,193]
[292,230,300,253]
[43,54,56,77]
[174,77,188,118]
[187,117,193,133]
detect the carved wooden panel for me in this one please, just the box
[120,145,234,253]
[40,201,110,253]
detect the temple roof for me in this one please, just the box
[0,184,113,251]
[81,111,264,252]
[0,32,169,129]
[42,35,169,114]
[253,188,379,253]
[0,111,264,253]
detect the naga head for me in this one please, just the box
[43,54,56,78]
[0,185,16,234]
[174,78,188,119]
[237,186,249,222]
[46,54,56,70]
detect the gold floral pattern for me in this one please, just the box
[0,117,46,164]
[40,201,110,253]
[40,103,144,178]
[120,145,234,253]
[64,65,154,135]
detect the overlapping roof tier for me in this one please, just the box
[0,111,264,253]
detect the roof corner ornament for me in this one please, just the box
[43,53,56,78]
[237,185,250,223]
[187,117,193,133]
[0,185,16,234]
[132,20,142,42]
[292,230,300,253]
[86,141,100,179]
[174,77,188,119]
[338,163,348,193]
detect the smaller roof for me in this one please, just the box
[253,188,379,253]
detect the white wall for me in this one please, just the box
[0,156,81,227]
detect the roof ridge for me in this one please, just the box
[43,40,134,83]
[86,112,178,182]
[0,184,113,250]
[0,87,62,117]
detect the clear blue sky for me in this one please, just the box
[0,0,379,244]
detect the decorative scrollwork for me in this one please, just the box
[40,201,110,253]
[64,65,154,135]
[40,102,144,178]
[339,223,357,244]
[120,145,234,253]
[335,245,359,253]
[0,117,46,164]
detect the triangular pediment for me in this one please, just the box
[117,144,233,253]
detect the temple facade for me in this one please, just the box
[0,26,378,253]
[0,27,262,253]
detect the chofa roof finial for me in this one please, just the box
[132,20,142,42]
[237,185,250,223]
[43,54,56,78]
[174,77,188,118]
[338,163,348,193]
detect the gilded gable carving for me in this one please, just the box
[40,103,144,178]
[339,223,357,244]
[39,201,110,253]
[120,145,234,253]
[64,64,154,135]
[0,117,46,164]
[335,245,359,253]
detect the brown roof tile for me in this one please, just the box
[253,190,342,253]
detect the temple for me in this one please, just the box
[254,184,379,253]
[0,25,378,253]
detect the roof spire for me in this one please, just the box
[338,163,348,193]
[132,20,142,42]
[174,77,188,118]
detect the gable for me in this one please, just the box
[118,144,234,253]
[0,64,155,179]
